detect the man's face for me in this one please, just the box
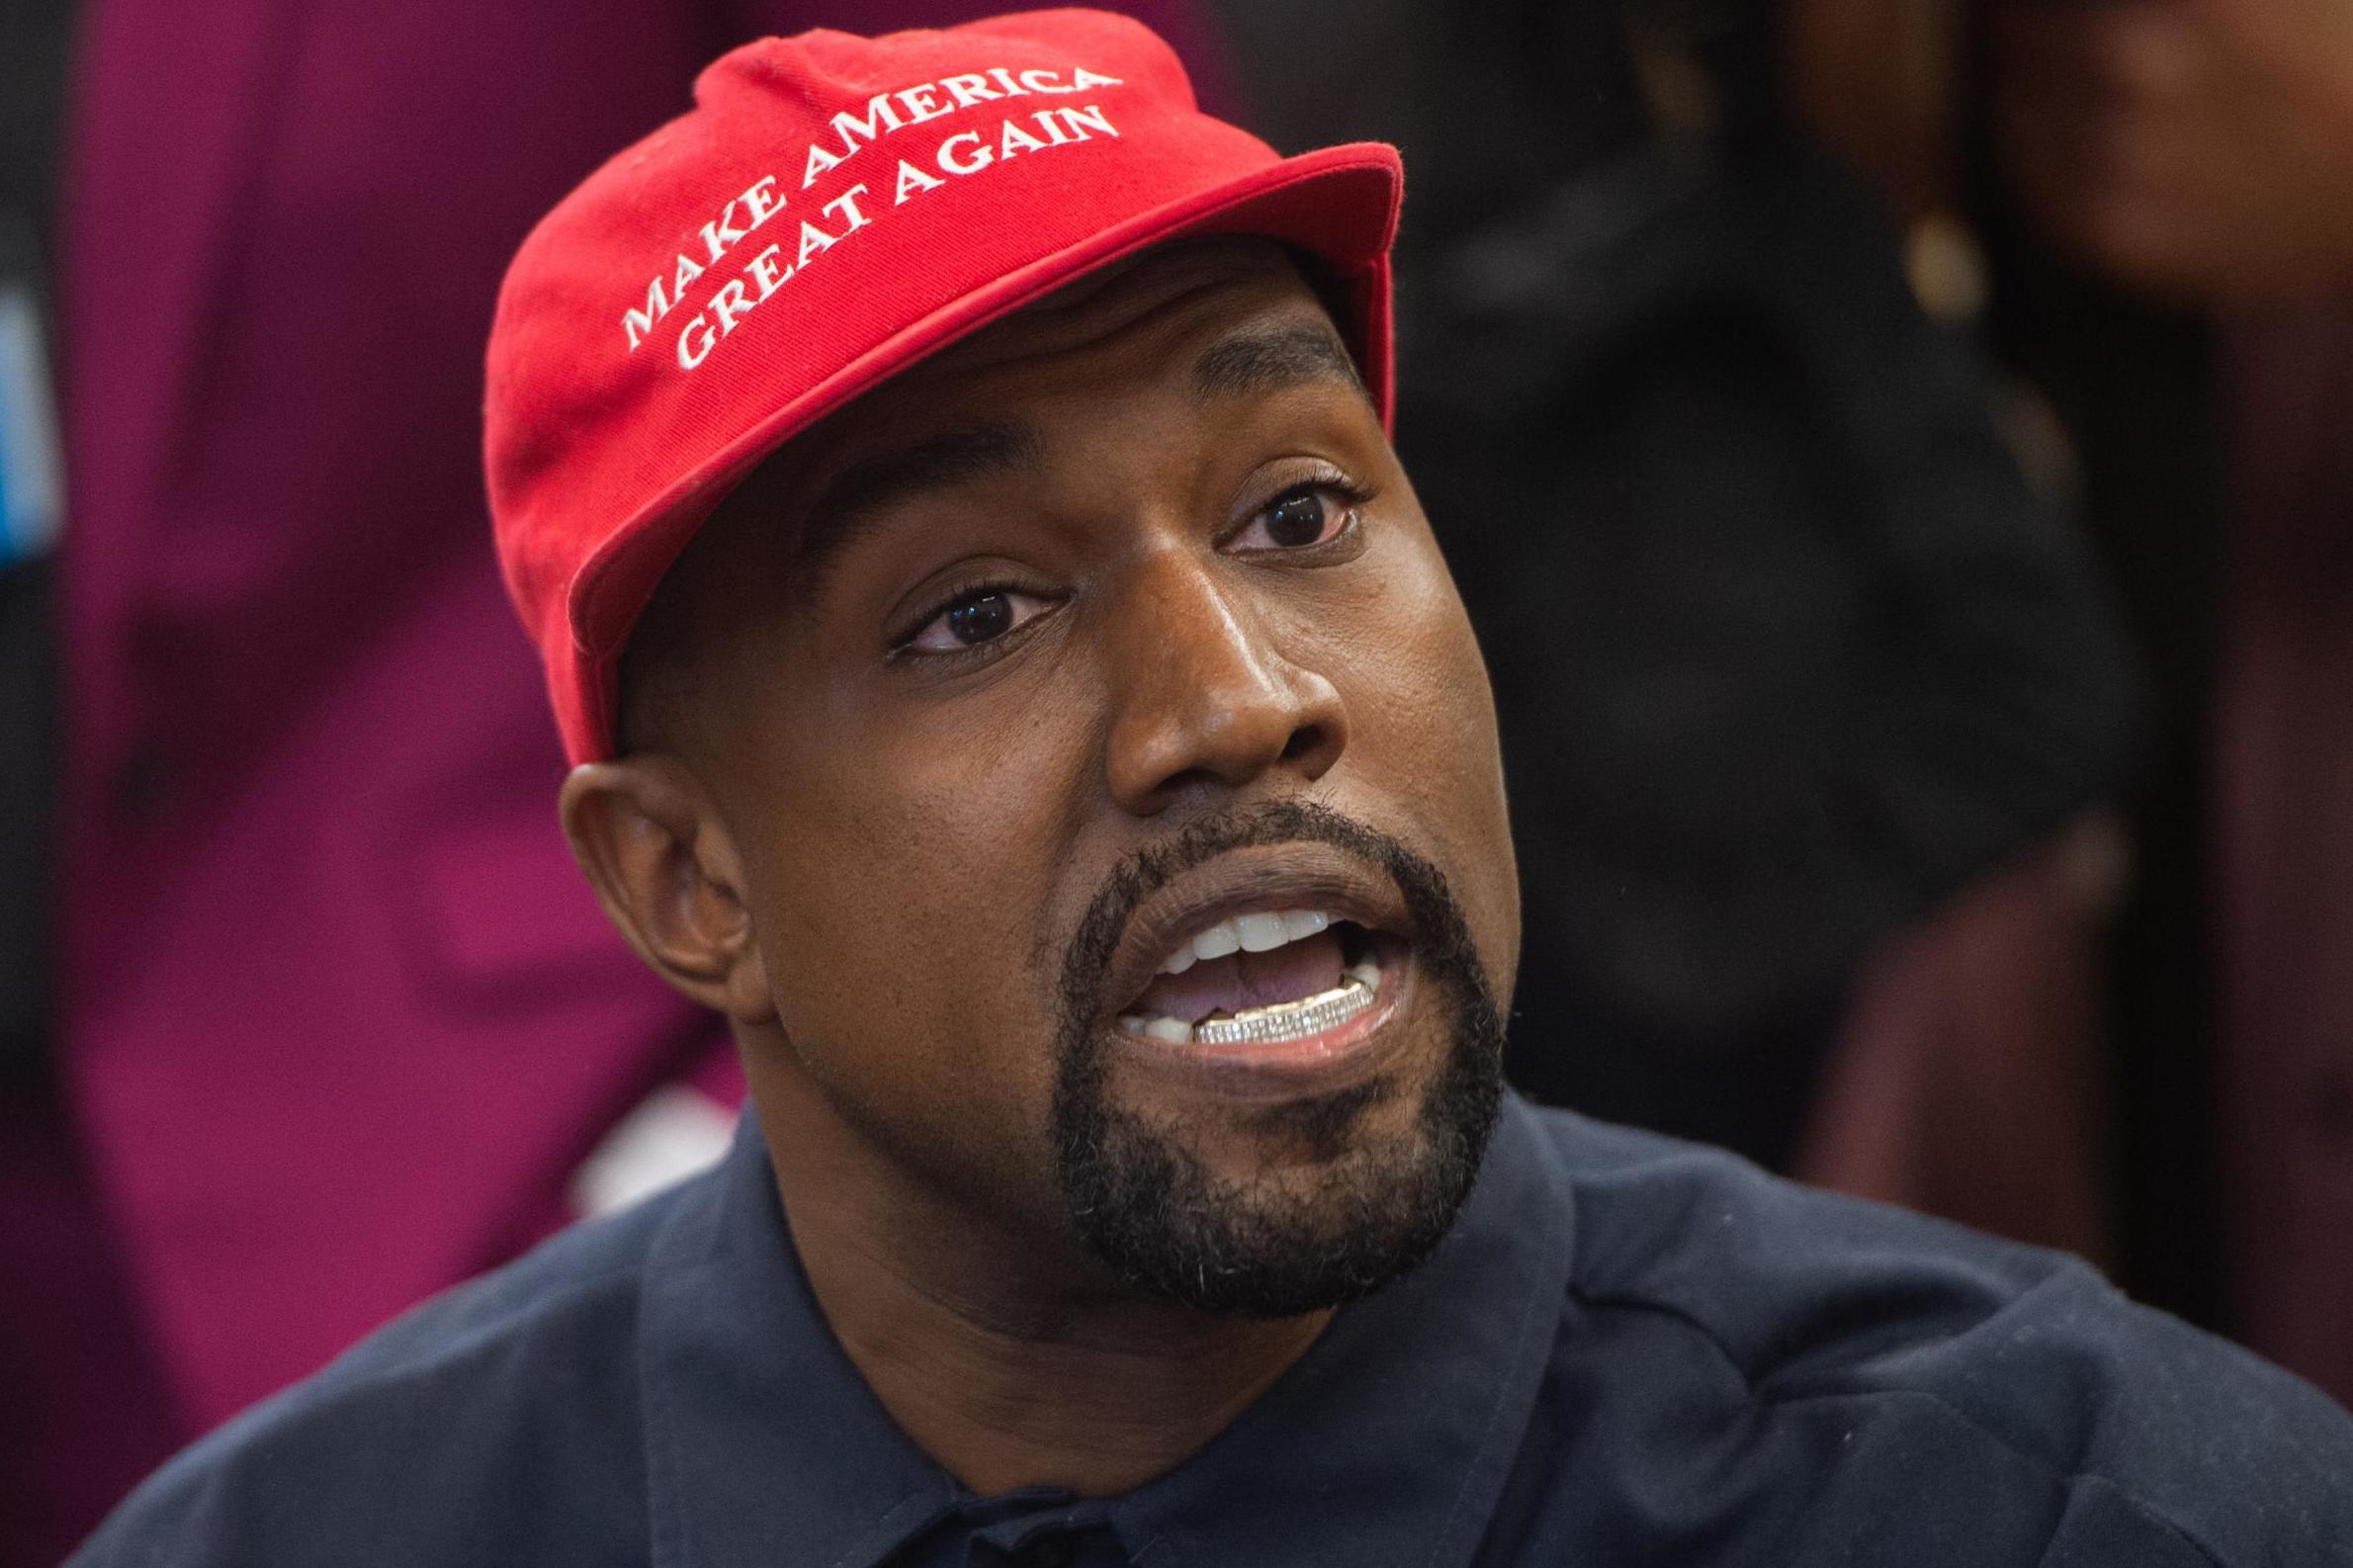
[640,240,1520,1315]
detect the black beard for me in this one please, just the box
[1050,801,1508,1318]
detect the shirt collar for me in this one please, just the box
[638,1115,960,1568]
[639,1096,1575,1568]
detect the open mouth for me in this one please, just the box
[1114,910,1394,1050]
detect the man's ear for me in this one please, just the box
[560,758,774,1025]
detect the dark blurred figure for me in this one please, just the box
[0,3,1217,1561]
[1211,0,2139,1232]
[1789,0,2353,1409]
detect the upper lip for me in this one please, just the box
[1093,841,1414,1022]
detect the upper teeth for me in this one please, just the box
[1163,909,1333,974]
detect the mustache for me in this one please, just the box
[1055,800,1455,1030]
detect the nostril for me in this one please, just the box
[1152,764,1224,801]
[1280,724,1326,762]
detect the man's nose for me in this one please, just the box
[1102,554,1349,815]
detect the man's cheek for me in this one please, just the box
[821,793,1065,1050]
[766,915,1036,1137]
[1364,604,1518,992]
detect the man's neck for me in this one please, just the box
[751,1070,1329,1498]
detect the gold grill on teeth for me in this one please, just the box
[1193,977,1375,1048]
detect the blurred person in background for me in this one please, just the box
[1788,0,2353,1409]
[0,1,1216,1560]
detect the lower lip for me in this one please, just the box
[1102,959,1413,1099]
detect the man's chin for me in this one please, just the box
[1051,1032,1504,1319]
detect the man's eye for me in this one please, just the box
[903,587,1050,654]
[1231,483,1360,552]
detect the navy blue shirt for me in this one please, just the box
[73,1097,2353,1566]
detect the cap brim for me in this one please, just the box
[563,141,1401,760]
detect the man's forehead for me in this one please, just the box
[704,241,1365,575]
[804,238,1345,454]
[906,234,1333,385]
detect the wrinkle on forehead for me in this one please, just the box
[899,235,1326,389]
[725,241,1346,566]
[700,238,1324,540]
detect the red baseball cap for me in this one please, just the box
[484,7,1402,763]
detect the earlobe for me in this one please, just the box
[558,760,775,1024]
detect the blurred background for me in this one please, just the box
[3,0,2349,1558]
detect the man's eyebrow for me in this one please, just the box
[1190,320,1368,407]
[789,418,1046,601]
